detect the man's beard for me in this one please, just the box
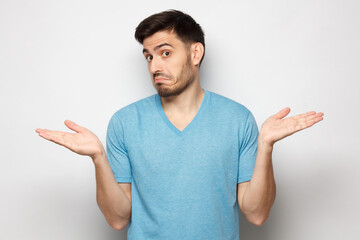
[154,55,195,98]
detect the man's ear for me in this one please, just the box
[191,42,204,66]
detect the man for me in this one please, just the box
[36,10,323,240]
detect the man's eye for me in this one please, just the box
[162,51,170,57]
[146,55,153,62]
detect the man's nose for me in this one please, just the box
[149,57,163,75]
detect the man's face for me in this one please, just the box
[142,30,196,97]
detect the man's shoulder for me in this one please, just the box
[111,94,157,120]
[207,90,257,129]
[208,90,251,115]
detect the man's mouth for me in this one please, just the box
[154,78,170,83]
[153,72,171,83]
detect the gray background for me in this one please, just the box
[1,0,359,239]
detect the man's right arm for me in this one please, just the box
[36,120,131,231]
[92,151,131,231]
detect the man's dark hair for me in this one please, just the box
[135,10,205,65]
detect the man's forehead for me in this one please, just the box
[143,30,180,49]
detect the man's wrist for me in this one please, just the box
[91,148,107,165]
[258,134,274,154]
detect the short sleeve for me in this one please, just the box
[237,111,259,183]
[106,114,132,183]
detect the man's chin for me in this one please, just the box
[156,86,181,98]
[157,90,179,98]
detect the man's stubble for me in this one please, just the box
[154,54,196,98]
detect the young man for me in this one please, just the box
[36,10,323,240]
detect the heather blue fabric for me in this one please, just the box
[106,89,259,240]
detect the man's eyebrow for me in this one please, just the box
[142,43,174,54]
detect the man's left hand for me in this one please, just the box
[259,107,324,147]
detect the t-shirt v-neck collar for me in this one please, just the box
[155,89,210,136]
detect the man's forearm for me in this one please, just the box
[92,150,131,230]
[240,137,276,226]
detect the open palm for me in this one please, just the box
[36,120,104,158]
[260,108,324,146]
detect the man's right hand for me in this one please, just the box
[36,120,104,159]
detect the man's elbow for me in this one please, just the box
[246,214,268,226]
[109,218,130,231]
[249,217,267,226]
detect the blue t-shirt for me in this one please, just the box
[106,89,259,240]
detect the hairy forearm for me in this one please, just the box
[92,150,131,230]
[240,137,276,226]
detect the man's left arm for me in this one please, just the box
[237,107,324,226]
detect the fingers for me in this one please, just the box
[306,112,324,125]
[64,120,83,133]
[35,128,46,134]
[293,112,324,132]
[36,120,84,137]
[36,128,74,146]
[273,107,291,119]
[284,110,324,126]
[38,131,63,144]
[293,111,314,120]
[36,128,55,141]
[297,112,324,123]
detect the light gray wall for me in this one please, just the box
[1,0,359,239]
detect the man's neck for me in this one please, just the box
[160,81,204,117]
